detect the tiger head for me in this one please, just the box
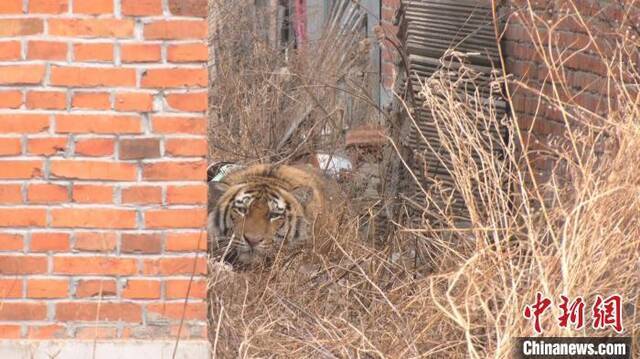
[209,180,313,266]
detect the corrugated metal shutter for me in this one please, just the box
[397,0,507,224]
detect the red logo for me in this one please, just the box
[524,293,624,334]
[558,295,585,330]
[523,292,552,334]
[592,294,623,333]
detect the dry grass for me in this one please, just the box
[208,0,380,165]
[207,0,639,357]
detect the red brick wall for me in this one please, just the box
[502,0,635,176]
[0,0,208,340]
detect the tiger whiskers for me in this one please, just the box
[213,234,237,264]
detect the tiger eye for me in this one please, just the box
[269,212,283,220]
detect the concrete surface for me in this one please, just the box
[0,340,211,359]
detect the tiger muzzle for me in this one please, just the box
[243,234,264,247]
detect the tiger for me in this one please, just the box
[207,164,344,267]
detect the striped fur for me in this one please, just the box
[208,164,340,267]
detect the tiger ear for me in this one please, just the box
[208,181,230,208]
[291,186,313,206]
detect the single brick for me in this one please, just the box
[166,185,207,205]
[27,41,68,60]
[121,233,162,254]
[0,255,47,274]
[119,138,160,160]
[172,324,205,339]
[74,138,115,157]
[74,231,117,251]
[167,43,208,63]
[27,279,69,298]
[141,68,207,88]
[72,91,111,110]
[165,279,207,299]
[53,257,137,275]
[51,160,136,181]
[0,208,46,227]
[143,160,206,181]
[27,137,67,156]
[146,302,206,321]
[56,114,141,134]
[0,325,21,339]
[30,232,70,252]
[151,116,206,135]
[27,325,66,339]
[168,0,207,17]
[0,233,23,251]
[144,20,207,40]
[121,186,162,204]
[114,92,154,112]
[121,323,171,340]
[0,138,21,156]
[121,325,170,339]
[26,91,67,110]
[0,303,47,320]
[0,41,22,61]
[27,183,69,204]
[56,302,142,323]
[0,19,43,36]
[50,208,137,229]
[122,0,163,16]
[51,66,136,87]
[0,184,22,204]
[0,114,49,134]
[165,232,207,252]
[75,326,118,339]
[0,160,42,179]
[72,184,114,204]
[0,278,22,298]
[29,0,68,13]
[122,279,161,299]
[130,323,187,339]
[49,19,134,38]
[142,257,207,275]
[0,90,22,108]
[0,0,22,14]
[121,44,161,63]
[74,43,114,62]
[145,208,207,228]
[164,138,207,157]
[75,279,117,297]
[0,65,45,85]
[166,92,207,112]
[73,0,113,14]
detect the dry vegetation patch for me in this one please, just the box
[207,0,639,357]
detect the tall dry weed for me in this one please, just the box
[208,0,380,165]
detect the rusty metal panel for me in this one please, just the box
[397,0,506,224]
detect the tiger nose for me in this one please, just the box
[243,235,263,247]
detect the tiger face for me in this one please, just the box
[209,182,311,266]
